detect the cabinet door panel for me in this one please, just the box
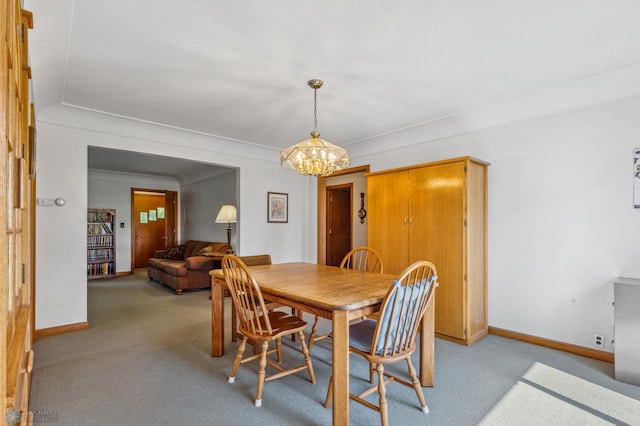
[367,171,409,275]
[410,162,466,339]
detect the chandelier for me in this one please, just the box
[280,79,350,177]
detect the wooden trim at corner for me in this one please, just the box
[34,322,89,340]
[489,326,614,364]
[116,271,133,277]
[317,165,370,265]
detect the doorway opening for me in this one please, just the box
[317,165,370,265]
[131,189,177,270]
[326,184,352,266]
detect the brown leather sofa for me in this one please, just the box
[147,240,229,294]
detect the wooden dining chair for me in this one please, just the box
[228,254,298,354]
[229,254,273,343]
[323,260,438,426]
[339,246,384,273]
[308,246,384,351]
[222,255,316,407]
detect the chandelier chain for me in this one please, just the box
[313,87,318,131]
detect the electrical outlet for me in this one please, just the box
[594,333,604,348]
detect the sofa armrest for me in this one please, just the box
[184,255,221,271]
[155,249,167,258]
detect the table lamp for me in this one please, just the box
[215,205,237,254]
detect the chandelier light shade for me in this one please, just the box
[280,79,350,177]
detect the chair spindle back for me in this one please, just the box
[340,246,384,273]
[371,260,437,357]
[222,255,273,336]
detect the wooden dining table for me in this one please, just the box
[210,262,436,425]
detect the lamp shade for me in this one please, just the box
[215,205,237,223]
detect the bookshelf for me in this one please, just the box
[4,3,36,414]
[87,208,116,279]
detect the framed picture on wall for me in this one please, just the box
[267,192,288,223]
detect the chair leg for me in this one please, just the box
[406,358,429,413]
[376,363,389,426]
[231,302,238,342]
[292,308,300,341]
[228,336,248,383]
[323,375,333,408]
[369,362,376,383]
[255,341,269,407]
[298,330,316,384]
[308,315,321,351]
[276,337,282,362]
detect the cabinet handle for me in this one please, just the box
[410,217,413,226]
[403,217,407,225]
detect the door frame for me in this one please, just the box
[325,183,353,266]
[317,165,369,265]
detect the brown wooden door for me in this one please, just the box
[409,161,466,340]
[367,171,410,275]
[133,192,167,268]
[326,184,352,266]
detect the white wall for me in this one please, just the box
[88,170,180,273]
[36,87,640,354]
[36,131,89,329]
[180,170,237,245]
[355,95,640,352]
[35,106,312,330]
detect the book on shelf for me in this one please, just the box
[87,262,114,276]
[88,210,113,223]
[87,208,116,279]
[87,248,113,261]
[88,234,113,248]
[88,223,113,235]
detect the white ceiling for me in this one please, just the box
[87,147,233,184]
[25,0,640,179]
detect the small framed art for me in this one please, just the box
[267,192,288,223]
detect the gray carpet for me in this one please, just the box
[29,270,640,425]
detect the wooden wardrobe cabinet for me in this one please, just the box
[367,156,488,345]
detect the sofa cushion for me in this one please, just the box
[181,240,229,258]
[184,256,218,271]
[147,258,188,276]
[183,240,201,258]
[164,245,186,260]
[197,242,228,257]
